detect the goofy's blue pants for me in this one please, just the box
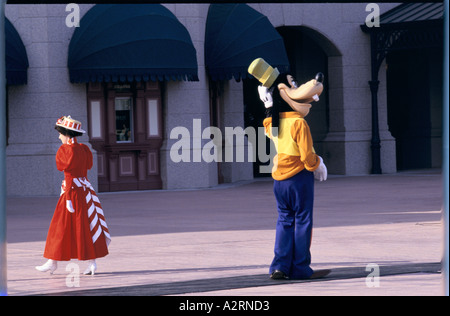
[269,169,314,279]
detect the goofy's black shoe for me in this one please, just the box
[270,270,289,280]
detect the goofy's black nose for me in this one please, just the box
[315,72,324,83]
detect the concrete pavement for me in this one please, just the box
[5,169,446,296]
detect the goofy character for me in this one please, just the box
[248,58,330,280]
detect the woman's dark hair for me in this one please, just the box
[55,125,83,138]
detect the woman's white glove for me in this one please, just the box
[258,85,273,108]
[314,156,328,181]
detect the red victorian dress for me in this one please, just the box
[43,138,111,261]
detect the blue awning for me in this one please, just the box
[5,18,29,85]
[68,4,199,83]
[205,4,289,81]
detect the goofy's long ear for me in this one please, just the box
[263,100,279,137]
[271,96,280,137]
[269,73,292,136]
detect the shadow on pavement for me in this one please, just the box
[37,262,441,296]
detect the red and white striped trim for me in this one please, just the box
[56,115,86,133]
[67,177,111,246]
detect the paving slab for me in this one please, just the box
[5,170,446,296]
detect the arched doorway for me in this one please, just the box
[244,25,341,176]
[386,47,443,170]
[361,3,444,173]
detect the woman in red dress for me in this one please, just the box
[36,116,111,275]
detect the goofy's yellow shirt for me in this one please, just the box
[263,112,320,181]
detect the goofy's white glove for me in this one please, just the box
[314,156,328,181]
[258,85,273,108]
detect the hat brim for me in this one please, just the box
[56,123,86,134]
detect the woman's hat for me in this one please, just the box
[55,115,86,133]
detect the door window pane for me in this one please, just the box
[115,97,133,143]
[90,101,102,138]
[148,99,159,137]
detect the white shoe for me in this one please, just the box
[83,260,97,276]
[35,259,57,274]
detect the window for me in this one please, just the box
[147,99,160,137]
[115,97,133,143]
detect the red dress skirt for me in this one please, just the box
[43,139,111,261]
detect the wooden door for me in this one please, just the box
[87,81,163,192]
